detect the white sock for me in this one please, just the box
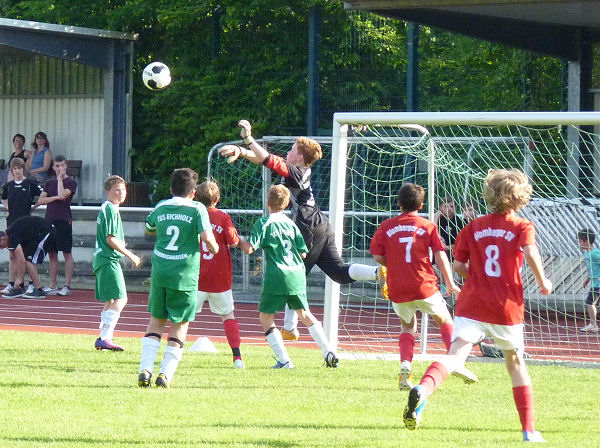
[99,309,120,340]
[283,305,298,331]
[159,345,184,380]
[307,321,333,357]
[348,263,377,281]
[139,336,161,374]
[265,329,290,364]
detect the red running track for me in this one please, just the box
[0,289,599,363]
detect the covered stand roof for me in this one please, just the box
[344,0,600,60]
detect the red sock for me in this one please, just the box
[398,333,416,362]
[223,319,242,360]
[439,322,453,352]
[419,361,449,395]
[513,384,535,432]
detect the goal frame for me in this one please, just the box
[325,111,600,352]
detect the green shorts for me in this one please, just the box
[148,285,197,323]
[258,292,309,314]
[94,261,127,302]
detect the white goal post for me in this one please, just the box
[326,111,600,364]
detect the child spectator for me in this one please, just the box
[0,216,56,298]
[93,176,141,351]
[138,168,218,388]
[370,183,464,390]
[35,155,77,296]
[403,169,552,443]
[1,158,42,294]
[243,184,339,369]
[195,181,252,368]
[577,228,600,333]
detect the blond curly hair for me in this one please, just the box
[484,168,532,213]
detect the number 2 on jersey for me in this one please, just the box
[165,225,180,251]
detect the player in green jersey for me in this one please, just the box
[245,185,339,368]
[93,175,141,351]
[138,168,218,388]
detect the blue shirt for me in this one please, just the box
[583,248,600,288]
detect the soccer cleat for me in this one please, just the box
[523,430,546,443]
[579,323,599,333]
[155,373,170,388]
[452,365,478,384]
[138,369,152,388]
[43,287,58,295]
[25,283,34,295]
[399,360,413,390]
[2,286,25,298]
[324,351,339,368]
[57,286,71,296]
[281,328,300,341]
[233,359,245,369]
[271,360,294,369]
[403,385,427,430]
[23,288,46,299]
[1,284,12,295]
[376,265,389,300]
[94,337,125,351]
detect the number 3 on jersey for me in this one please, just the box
[484,244,501,277]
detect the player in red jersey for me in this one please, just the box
[370,183,462,390]
[196,181,252,368]
[403,169,552,443]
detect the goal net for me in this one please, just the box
[327,112,600,365]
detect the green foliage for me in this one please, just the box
[0,1,564,202]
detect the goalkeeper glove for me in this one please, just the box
[238,120,255,145]
[219,145,247,164]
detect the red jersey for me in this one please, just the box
[198,208,240,293]
[453,213,536,325]
[370,213,444,303]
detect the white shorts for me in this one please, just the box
[392,292,449,324]
[452,316,524,352]
[196,290,234,316]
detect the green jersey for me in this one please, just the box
[146,197,211,291]
[249,212,308,295]
[93,201,124,269]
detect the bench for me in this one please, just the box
[66,160,83,205]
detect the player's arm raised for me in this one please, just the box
[218,120,267,165]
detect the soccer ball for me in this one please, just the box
[142,62,171,91]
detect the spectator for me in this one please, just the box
[433,197,465,254]
[462,202,478,223]
[0,215,56,299]
[1,158,43,295]
[4,133,31,184]
[34,155,77,296]
[26,131,53,184]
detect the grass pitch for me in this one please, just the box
[0,330,597,447]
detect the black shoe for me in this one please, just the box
[324,351,339,368]
[138,369,152,388]
[23,288,46,299]
[2,286,25,298]
[155,373,170,388]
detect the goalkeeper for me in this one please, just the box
[220,120,386,340]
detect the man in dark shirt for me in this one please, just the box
[0,216,56,298]
[434,197,465,256]
[219,120,386,339]
[35,155,77,296]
